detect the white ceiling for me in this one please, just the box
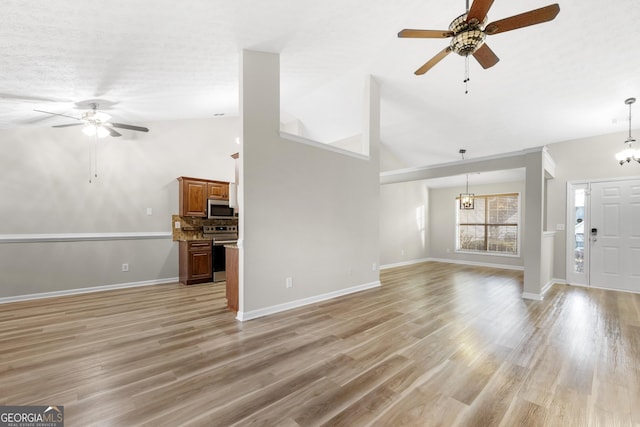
[1,0,639,169]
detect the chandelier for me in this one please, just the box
[615,97,639,165]
[459,149,474,209]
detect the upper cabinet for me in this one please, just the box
[178,177,207,217]
[177,176,230,217]
[207,181,229,200]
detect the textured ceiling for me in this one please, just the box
[1,0,639,169]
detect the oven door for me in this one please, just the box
[212,240,237,282]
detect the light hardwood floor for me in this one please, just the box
[1,261,639,426]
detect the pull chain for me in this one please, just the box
[88,134,99,183]
[94,134,98,180]
[89,141,92,183]
[464,56,470,94]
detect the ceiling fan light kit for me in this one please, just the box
[616,97,640,165]
[82,124,110,138]
[449,14,487,56]
[398,0,560,87]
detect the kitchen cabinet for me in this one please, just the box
[177,176,230,217]
[207,181,229,200]
[178,177,208,217]
[225,245,239,312]
[179,240,213,285]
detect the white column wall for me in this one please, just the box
[239,50,380,320]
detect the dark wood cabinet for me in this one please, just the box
[178,177,230,217]
[178,177,208,217]
[225,245,239,312]
[179,240,212,285]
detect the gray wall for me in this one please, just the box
[429,180,526,268]
[380,180,429,267]
[0,117,239,299]
[240,50,380,317]
[546,129,640,280]
[379,144,429,267]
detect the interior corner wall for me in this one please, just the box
[239,50,380,316]
[428,180,526,268]
[545,129,640,281]
[0,117,239,299]
[379,180,429,267]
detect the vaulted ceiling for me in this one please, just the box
[1,0,638,168]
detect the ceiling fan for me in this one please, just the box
[398,0,560,75]
[34,102,149,138]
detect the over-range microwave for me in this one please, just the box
[208,199,236,219]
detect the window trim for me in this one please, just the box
[455,192,521,257]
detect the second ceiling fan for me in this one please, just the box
[35,102,149,138]
[398,0,560,75]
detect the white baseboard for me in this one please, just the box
[236,280,381,322]
[517,278,567,302]
[566,281,588,288]
[426,257,524,271]
[522,291,544,301]
[541,280,554,296]
[583,284,640,295]
[535,279,567,300]
[380,258,431,270]
[0,277,179,304]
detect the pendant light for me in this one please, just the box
[459,149,475,209]
[616,97,640,165]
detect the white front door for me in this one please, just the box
[589,179,640,292]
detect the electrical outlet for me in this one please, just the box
[122,263,129,272]
[175,221,181,229]
[372,263,377,271]
[146,207,153,216]
[286,277,293,288]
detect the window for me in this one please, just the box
[456,193,520,255]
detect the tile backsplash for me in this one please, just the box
[171,214,238,241]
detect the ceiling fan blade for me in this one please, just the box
[110,122,149,132]
[1,93,73,103]
[485,4,560,35]
[34,109,80,121]
[104,126,122,137]
[398,29,453,39]
[52,123,84,128]
[467,0,495,25]
[472,43,500,69]
[415,47,452,75]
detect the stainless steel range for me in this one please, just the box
[202,225,238,282]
